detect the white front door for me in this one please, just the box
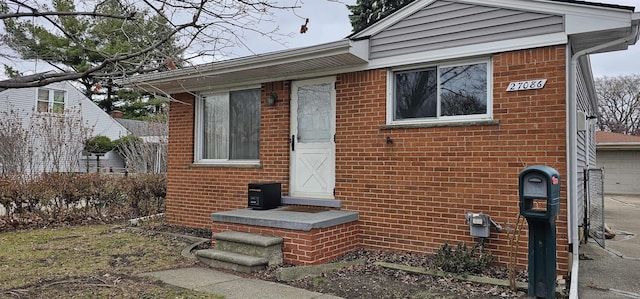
[290,77,336,198]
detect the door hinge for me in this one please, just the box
[333,188,336,196]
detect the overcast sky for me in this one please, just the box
[587,0,639,77]
[2,0,638,79]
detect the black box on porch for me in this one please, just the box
[248,183,281,210]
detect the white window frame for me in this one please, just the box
[386,58,493,125]
[36,88,66,114]
[194,86,261,166]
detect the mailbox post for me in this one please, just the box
[519,166,560,299]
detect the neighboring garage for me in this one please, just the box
[596,131,640,195]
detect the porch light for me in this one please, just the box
[268,92,278,106]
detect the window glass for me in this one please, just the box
[392,61,489,122]
[440,63,487,116]
[202,94,229,159]
[53,90,65,113]
[200,89,260,161]
[37,89,50,112]
[297,83,332,143]
[395,68,437,120]
[229,89,260,159]
[36,89,66,113]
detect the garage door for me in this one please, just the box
[596,150,640,195]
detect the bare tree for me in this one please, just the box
[0,0,304,89]
[0,104,30,175]
[115,115,168,174]
[0,103,94,177]
[31,106,94,173]
[596,75,640,135]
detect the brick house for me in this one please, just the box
[126,0,639,281]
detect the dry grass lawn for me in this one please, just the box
[0,224,222,298]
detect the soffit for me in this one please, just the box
[124,39,369,94]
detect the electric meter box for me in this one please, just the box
[519,165,560,220]
[466,213,490,238]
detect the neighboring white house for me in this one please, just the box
[0,75,129,174]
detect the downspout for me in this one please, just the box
[568,24,639,299]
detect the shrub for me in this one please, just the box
[432,242,495,274]
[0,173,166,227]
[58,173,127,218]
[0,176,21,215]
[85,135,114,154]
[126,174,166,217]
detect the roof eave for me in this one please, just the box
[597,143,640,150]
[123,39,369,94]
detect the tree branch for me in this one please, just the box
[0,0,304,89]
[0,11,135,20]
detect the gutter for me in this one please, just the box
[596,143,640,151]
[567,24,639,299]
[122,39,363,87]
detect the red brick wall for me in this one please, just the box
[334,45,568,273]
[166,82,291,228]
[167,45,569,273]
[211,222,361,266]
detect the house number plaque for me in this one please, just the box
[506,79,547,92]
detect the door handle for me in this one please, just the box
[291,135,295,151]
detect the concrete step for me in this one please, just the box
[195,249,268,273]
[214,231,283,265]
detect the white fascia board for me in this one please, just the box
[190,67,369,93]
[473,0,633,34]
[366,32,567,69]
[125,39,366,88]
[192,39,366,75]
[565,14,633,35]
[469,0,631,15]
[597,143,640,150]
[598,142,640,146]
[350,38,370,61]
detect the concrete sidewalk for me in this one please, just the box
[145,266,343,299]
[578,195,640,299]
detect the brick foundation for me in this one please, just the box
[211,221,361,266]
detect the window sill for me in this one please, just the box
[380,119,499,130]
[190,161,262,169]
[36,111,65,115]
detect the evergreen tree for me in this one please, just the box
[347,0,416,32]
[2,0,182,114]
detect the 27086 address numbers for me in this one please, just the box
[506,79,547,92]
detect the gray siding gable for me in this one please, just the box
[370,0,564,59]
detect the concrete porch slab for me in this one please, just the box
[211,208,358,231]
